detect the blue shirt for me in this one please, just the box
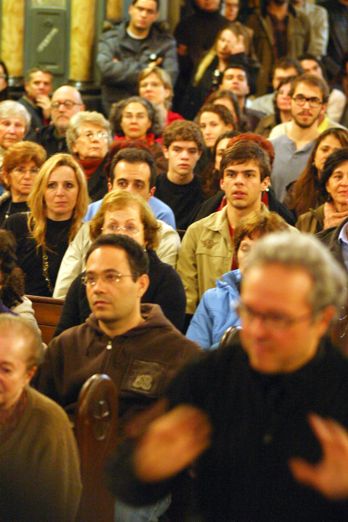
[84,195,176,228]
[338,221,348,272]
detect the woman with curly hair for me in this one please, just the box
[53,190,186,333]
[66,110,112,202]
[0,229,39,330]
[110,96,167,174]
[4,153,89,296]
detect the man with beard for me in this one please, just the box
[270,74,329,201]
[247,0,310,96]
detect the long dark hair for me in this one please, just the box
[0,230,25,308]
[289,128,348,216]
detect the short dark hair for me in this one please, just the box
[163,120,205,151]
[132,0,160,9]
[110,147,157,188]
[223,63,250,87]
[273,57,303,75]
[299,53,321,67]
[220,141,271,180]
[227,133,275,167]
[320,147,348,199]
[290,73,329,103]
[24,67,53,84]
[85,234,149,280]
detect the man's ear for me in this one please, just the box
[261,176,271,191]
[163,146,169,160]
[220,175,226,192]
[137,273,150,298]
[320,103,328,119]
[316,305,336,338]
[149,186,156,197]
[27,366,37,384]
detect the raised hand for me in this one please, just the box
[134,405,212,483]
[289,413,348,499]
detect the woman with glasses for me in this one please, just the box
[54,190,186,334]
[4,153,89,296]
[0,141,47,227]
[186,210,288,349]
[66,110,112,202]
[110,96,167,174]
[296,148,348,233]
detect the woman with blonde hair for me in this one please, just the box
[138,65,184,127]
[180,24,258,119]
[4,153,89,296]
[54,190,186,333]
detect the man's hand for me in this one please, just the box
[134,405,211,483]
[36,95,51,119]
[231,34,246,55]
[289,414,348,499]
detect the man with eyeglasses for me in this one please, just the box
[33,85,85,157]
[97,0,178,114]
[107,231,348,522]
[36,233,200,521]
[270,73,330,201]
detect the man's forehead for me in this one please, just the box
[224,159,260,171]
[274,67,297,77]
[52,87,79,102]
[87,245,127,265]
[115,161,151,178]
[225,68,247,78]
[132,0,158,11]
[29,72,51,83]
[293,82,322,98]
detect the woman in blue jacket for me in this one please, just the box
[186,210,289,348]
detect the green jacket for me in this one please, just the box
[247,8,310,96]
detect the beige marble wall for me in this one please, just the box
[106,0,122,20]
[1,0,25,77]
[69,0,97,81]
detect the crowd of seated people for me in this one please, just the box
[4,0,348,520]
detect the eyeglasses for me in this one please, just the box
[51,100,81,110]
[82,271,135,287]
[78,130,109,141]
[102,224,140,235]
[292,94,323,108]
[12,166,39,176]
[236,302,313,330]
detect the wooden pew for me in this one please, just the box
[26,294,64,344]
[75,374,118,522]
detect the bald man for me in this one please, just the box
[34,85,85,157]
